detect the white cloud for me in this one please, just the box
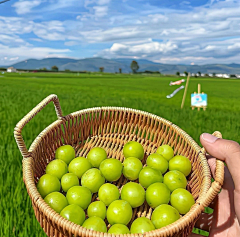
[228,43,240,50]
[93,6,108,17]
[98,41,178,58]
[33,21,66,40]
[13,0,43,15]
[64,41,80,46]
[10,57,19,61]
[0,44,71,65]
[98,0,111,5]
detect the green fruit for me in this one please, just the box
[108,224,130,234]
[45,159,68,180]
[169,155,192,176]
[121,182,145,208]
[146,183,170,208]
[68,157,92,179]
[61,173,79,192]
[170,188,195,214]
[123,141,144,160]
[123,157,143,181]
[87,147,107,168]
[37,174,60,198]
[99,158,123,182]
[60,204,85,225]
[151,204,180,228]
[66,186,92,210]
[156,145,174,161]
[98,183,120,206]
[44,192,68,213]
[81,168,105,193]
[82,216,107,233]
[87,201,106,220]
[130,217,155,234]
[55,145,75,165]
[139,167,163,188]
[146,153,169,174]
[163,170,187,192]
[107,200,133,225]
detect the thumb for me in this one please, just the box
[200,133,240,192]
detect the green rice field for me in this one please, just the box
[0,72,239,236]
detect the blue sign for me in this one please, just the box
[191,94,207,107]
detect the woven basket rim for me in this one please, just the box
[24,106,211,237]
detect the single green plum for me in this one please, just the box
[87,147,107,168]
[108,224,130,234]
[68,157,92,179]
[163,170,187,192]
[44,192,68,213]
[170,188,195,214]
[45,159,68,180]
[146,153,169,174]
[169,155,192,176]
[123,157,143,181]
[60,204,85,225]
[37,174,60,198]
[130,217,155,234]
[123,141,144,160]
[81,168,105,193]
[151,204,180,228]
[98,183,120,206]
[82,216,107,233]
[55,145,75,165]
[99,158,123,182]
[146,183,170,208]
[139,167,163,188]
[121,182,145,208]
[107,200,133,225]
[156,145,174,161]
[61,173,79,192]
[87,201,107,220]
[66,186,92,210]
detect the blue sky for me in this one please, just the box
[0,0,240,65]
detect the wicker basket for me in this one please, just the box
[14,94,224,237]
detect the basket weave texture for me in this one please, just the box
[14,94,224,237]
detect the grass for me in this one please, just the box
[0,72,239,237]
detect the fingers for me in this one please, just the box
[201,133,240,224]
[200,133,240,192]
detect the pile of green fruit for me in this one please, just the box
[37,141,195,234]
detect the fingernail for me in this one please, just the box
[201,133,218,143]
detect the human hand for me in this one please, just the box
[190,133,240,237]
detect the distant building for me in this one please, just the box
[191,73,195,76]
[180,73,186,76]
[208,73,213,77]
[201,73,205,77]
[222,74,230,78]
[236,74,240,78]
[7,67,17,73]
[216,74,223,77]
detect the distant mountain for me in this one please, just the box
[7,57,240,74]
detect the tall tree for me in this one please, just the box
[176,71,180,76]
[130,61,139,74]
[51,65,58,72]
[99,67,104,73]
[119,68,122,74]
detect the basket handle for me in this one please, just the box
[198,131,225,207]
[14,94,63,159]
